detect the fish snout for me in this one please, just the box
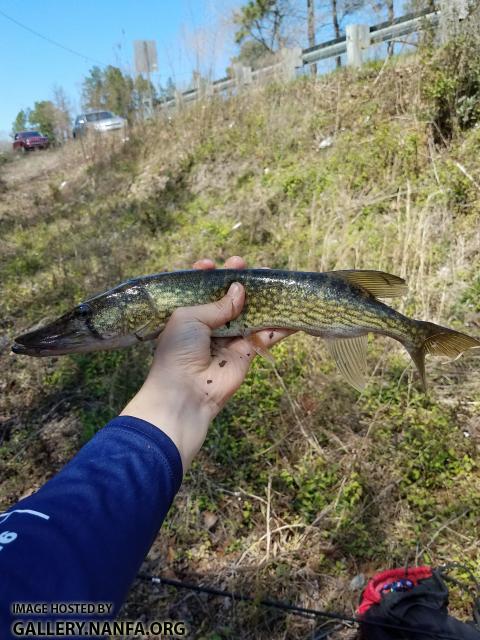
[12,304,100,356]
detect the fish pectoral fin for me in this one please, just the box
[326,335,368,391]
[327,270,408,298]
[134,318,164,342]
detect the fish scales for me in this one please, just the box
[12,268,480,390]
[95,269,410,341]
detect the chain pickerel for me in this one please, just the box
[12,269,480,390]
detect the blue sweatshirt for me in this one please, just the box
[0,416,183,637]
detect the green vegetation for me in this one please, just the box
[12,99,70,144]
[422,31,480,142]
[1,36,480,638]
[29,101,65,144]
[11,64,163,143]
[81,65,156,120]
[12,108,28,134]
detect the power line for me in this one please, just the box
[0,7,107,67]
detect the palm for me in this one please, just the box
[156,256,293,411]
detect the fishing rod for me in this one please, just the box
[139,571,475,639]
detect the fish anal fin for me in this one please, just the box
[327,270,408,298]
[326,334,368,392]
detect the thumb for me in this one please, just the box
[189,282,245,330]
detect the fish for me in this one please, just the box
[12,268,480,390]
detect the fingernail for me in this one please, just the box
[229,282,242,298]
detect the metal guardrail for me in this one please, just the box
[303,9,437,65]
[163,9,440,109]
[370,9,439,44]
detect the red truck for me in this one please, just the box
[13,130,50,152]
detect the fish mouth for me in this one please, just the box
[11,338,91,357]
[12,341,40,355]
[12,305,101,357]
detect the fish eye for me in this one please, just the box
[77,303,91,317]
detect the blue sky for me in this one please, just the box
[0,0,241,138]
[0,0,407,140]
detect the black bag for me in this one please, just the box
[359,570,480,639]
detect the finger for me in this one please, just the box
[225,329,295,362]
[252,328,296,349]
[187,282,245,330]
[193,258,216,270]
[224,255,246,269]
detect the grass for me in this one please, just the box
[1,41,480,639]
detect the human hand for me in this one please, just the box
[121,256,293,472]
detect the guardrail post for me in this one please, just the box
[192,71,203,99]
[439,0,470,42]
[205,79,214,97]
[174,90,183,110]
[232,63,253,88]
[191,71,214,99]
[346,24,370,68]
[279,47,303,80]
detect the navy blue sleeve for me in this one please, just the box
[0,416,183,631]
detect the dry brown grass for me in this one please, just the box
[1,51,480,639]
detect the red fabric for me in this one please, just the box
[357,566,433,615]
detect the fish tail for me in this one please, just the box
[404,320,480,389]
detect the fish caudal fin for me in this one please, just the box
[406,321,480,389]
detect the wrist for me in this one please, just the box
[120,379,213,472]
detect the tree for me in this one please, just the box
[12,109,29,135]
[231,0,371,74]
[11,89,70,143]
[81,66,104,111]
[229,39,273,71]
[158,77,177,103]
[319,0,368,67]
[233,0,294,52]
[163,77,176,100]
[29,101,60,143]
[102,66,134,118]
[133,74,157,115]
[370,0,437,53]
[307,0,317,74]
[52,85,72,141]
[81,65,152,121]
[385,0,394,55]
[403,0,437,11]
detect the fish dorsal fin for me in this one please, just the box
[326,335,368,392]
[327,270,408,298]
